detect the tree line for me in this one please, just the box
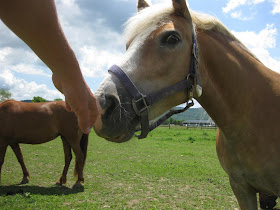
[0,88,62,102]
[162,117,183,125]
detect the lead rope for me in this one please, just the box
[149,100,194,132]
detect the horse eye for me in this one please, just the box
[161,32,181,46]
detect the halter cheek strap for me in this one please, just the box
[108,29,201,139]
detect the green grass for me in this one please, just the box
[0,127,277,209]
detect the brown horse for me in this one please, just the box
[0,100,88,188]
[93,0,280,209]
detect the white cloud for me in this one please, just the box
[55,0,125,68]
[11,80,63,101]
[232,24,280,73]
[0,47,50,77]
[0,69,63,101]
[229,10,252,20]
[0,22,25,48]
[0,47,61,100]
[223,1,280,71]
[252,0,265,3]
[10,64,50,77]
[1,76,63,101]
[230,10,243,18]
[223,0,280,16]
[0,69,15,88]
[79,46,122,78]
[223,0,247,13]
[232,24,277,49]
[271,0,280,14]
[56,0,81,25]
[251,48,280,72]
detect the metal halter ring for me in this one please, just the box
[132,94,149,116]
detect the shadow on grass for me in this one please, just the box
[0,184,84,196]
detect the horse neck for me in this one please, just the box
[195,29,280,132]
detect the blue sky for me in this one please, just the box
[0,0,279,103]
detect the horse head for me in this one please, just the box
[93,0,197,142]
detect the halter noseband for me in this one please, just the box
[108,29,201,139]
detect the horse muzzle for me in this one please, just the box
[93,76,139,143]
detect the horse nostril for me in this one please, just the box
[103,94,120,120]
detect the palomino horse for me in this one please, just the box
[93,0,280,209]
[0,100,88,188]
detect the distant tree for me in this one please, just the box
[0,88,12,102]
[54,98,62,101]
[162,117,182,125]
[32,96,47,103]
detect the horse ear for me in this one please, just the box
[137,0,150,12]
[172,0,191,20]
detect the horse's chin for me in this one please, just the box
[105,132,134,143]
[93,107,140,143]
[94,128,135,143]
[93,118,137,143]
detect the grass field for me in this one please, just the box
[0,127,278,209]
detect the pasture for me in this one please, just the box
[0,127,278,209]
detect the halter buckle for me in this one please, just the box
[192,42,199,62]
[132,95,149,116]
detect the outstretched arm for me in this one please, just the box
[0,0,99,134]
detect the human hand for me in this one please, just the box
[52,73,99,134]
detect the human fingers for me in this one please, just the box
[72,100,91,134]
[71,88,97,134]
[61,85,91,134]
[75,88,99,134]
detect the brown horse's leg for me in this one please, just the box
[0,142,8,185]
[229,177,258,210]
[56,136,72,185]
[70,142,85,189]
[10,144,30,184]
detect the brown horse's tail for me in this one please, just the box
[74,133,89,177]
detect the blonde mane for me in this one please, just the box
[124,3,237,42]
[190,10,237,41]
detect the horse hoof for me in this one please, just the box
[20,179,29,184]
[56,177,66,186]
[259,193,278,209]
[55,182,63,186]
[72,182,84,189]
